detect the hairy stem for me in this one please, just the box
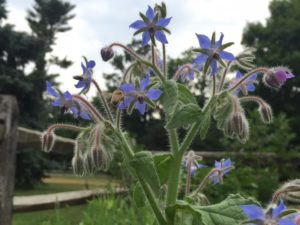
[218,61,232,91]
[108,42,166,83]
[162,44,167,77]
[73,95,104,122]
[47,124,85,133]
[228,67,270,92]
[92,79,114,123]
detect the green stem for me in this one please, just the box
[117,131,166,225]
[212,75,216,96]
[92,79,114,123]
[116,109,122,130]
[162,44,167,77]
[152,44,156,66]
[169,129,179,154]
[218,61,232,91]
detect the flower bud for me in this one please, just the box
[41,131,56,152]
[258,102,273,123]
[71,155,85,176]
[100,46,114,61]
[263,67,295,89]
[224,112,249,143]
[83,153,95,174]
[90,146,109,171]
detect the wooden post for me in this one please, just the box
[0,95,18,225]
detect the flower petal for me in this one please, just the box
[64,91,72,101]
[140,75,150,91]
[247,83,256,92]
[119,83,135,93]
[196,33,211,49]
[142,31,151,47]
[272,200,286,218]
[70,106,78,117]
[278,218,295,225]
[156,17,172,27]
[210,59,218,76]
[219,51,235,61]
[87,60,96,68]
[187,73,194,80]
[286,73,295,79]
[215,32,224,48]
[75,80,85,89]
[248,73,257,81]
[240,205,265,220]
[129,20,146,29]
[155,30,168,44]
[52,99,61,106]
[146,6,155,21]
[236,71,243,79]
[80,111,90,120]
[135,101,147,115]
[46,81,59,97]
[118,96,134,109]
[146,89,162,100]
[194,54,208,64]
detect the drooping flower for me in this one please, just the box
[118,75,162,115]
[74,60,96,92]
[210,158,232,184]
[241,200,296,225]
[46,81,90,120]
[194,32,235,75]
[234,71,257,95]
[129,6,172,47]
[263,66,295,89]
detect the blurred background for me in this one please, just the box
[0,0,299,224]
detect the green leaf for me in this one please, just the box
[153,153,172,185]
[199,107,212,140]
[130,151,161,197]
[213,92,232,130]
[166,194,258,225]
[166,103,201,129]
[133,183,146,208]
[160,80,178,116]
[177,83,198,105]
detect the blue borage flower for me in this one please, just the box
[129,5,172,47]
[210,158,232,184]
[234,71,257,95]
[241,200,296,225]
[194,32,235,76]
[46,81,90,120]
[178,64,202,81]
[118,75,162,115]
[74,59,96,92]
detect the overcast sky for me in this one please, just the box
[6,0,271,94]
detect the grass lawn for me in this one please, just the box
[14,173,123,196]
[13,204,87,225]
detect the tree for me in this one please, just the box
[242,0,300,146]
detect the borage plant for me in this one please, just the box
[41,3,300,225]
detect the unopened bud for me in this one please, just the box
[72,155,85,176]
[258,103,273,123]
[83,153,95,174]
[41,131,56,152]
[100,46,114,61]
[225,113,249,143]
[90,146,109,171]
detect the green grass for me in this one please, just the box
[14,173,122,196]
[13,204,87,225]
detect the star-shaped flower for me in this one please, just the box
[129,6,172,47]
[118,75,162,115]
[241,200,296,225]
[210,158,232,184]
[74,60,96,92]
[46,81,90,120]
[194,32,235,76]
